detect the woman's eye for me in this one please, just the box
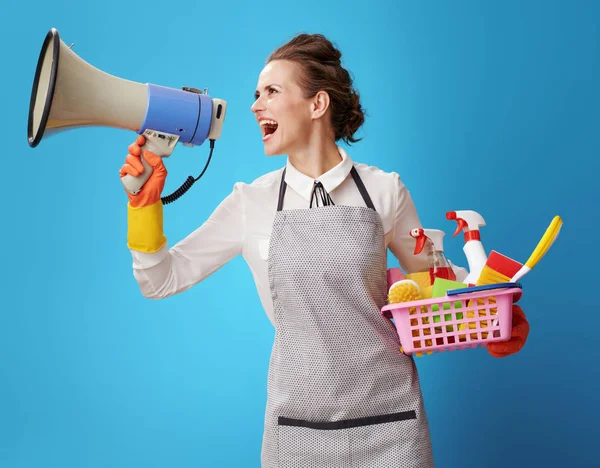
[268,88,277,94]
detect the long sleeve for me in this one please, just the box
[387,173,468,281]
[388,172,430,274]
[129,182,246,299]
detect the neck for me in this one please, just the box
[287,134,342,179]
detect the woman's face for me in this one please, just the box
[251,60,313,156]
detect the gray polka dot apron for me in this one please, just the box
[261,166,434,467]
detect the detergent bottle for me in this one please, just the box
[446,210,487,285]
[410,228,456,285]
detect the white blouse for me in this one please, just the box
[129,146,467,324]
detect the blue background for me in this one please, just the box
[1,0,598,467]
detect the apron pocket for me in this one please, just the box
[349,416,426,467]
[277,411,416,467]
[277,421,351,467]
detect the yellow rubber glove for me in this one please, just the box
[119,135,168,253]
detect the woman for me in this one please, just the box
[120,33,529,467]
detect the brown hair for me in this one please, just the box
[267,33,365,145]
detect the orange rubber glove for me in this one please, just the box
[486,305,530,358]
[119,135,167,208]
[119,135,168,253]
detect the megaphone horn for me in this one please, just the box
[28,28,227,196]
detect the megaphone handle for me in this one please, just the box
[121,130,179,195]
[120,154,153,195]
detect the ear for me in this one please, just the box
[311,91,330,119]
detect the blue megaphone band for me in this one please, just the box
[139,84,213,146]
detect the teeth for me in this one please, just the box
[260,120,278,126]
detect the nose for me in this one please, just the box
[251,96,264,113]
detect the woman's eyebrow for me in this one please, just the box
[255,84,281,97]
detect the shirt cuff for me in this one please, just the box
[130,243,169,269]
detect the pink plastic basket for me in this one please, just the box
[381,287,522,356]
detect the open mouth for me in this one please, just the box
[260,119,279,141]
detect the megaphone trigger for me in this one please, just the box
[120,129,179,194]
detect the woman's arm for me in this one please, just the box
[129,182,246,299]
[388,172,468,281]
[388,172,429,274]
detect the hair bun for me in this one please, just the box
[267,33,366,144]
[343,90,365,144]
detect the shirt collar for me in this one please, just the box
[284,146,354,201]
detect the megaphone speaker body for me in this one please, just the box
[28,28,227,194]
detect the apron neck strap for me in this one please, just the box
[277,166,376,212]
[277,168,288,212]
[350,166,376,211]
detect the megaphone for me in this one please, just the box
[27,28,227,198]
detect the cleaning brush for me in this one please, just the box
[388,280,433,356]
[388,280,422,304]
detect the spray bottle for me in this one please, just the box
[410,228,456,285]
[446,210,487,285]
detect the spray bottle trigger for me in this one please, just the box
[410,228,427,255]
[414,235,427,255]
[453,218,467,237]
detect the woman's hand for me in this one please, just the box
[119,135,168,208]
[486,305,530,358]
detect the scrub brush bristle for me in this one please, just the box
[388,280,422,304]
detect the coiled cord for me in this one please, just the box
[161,139,215,205]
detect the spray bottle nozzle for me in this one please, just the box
[410,228,427,255]
[410,228,455,284]
[446,210,486,238]
[446,211,468,237]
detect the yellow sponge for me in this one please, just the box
[404,271,431,290]
[421,285,433,299]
